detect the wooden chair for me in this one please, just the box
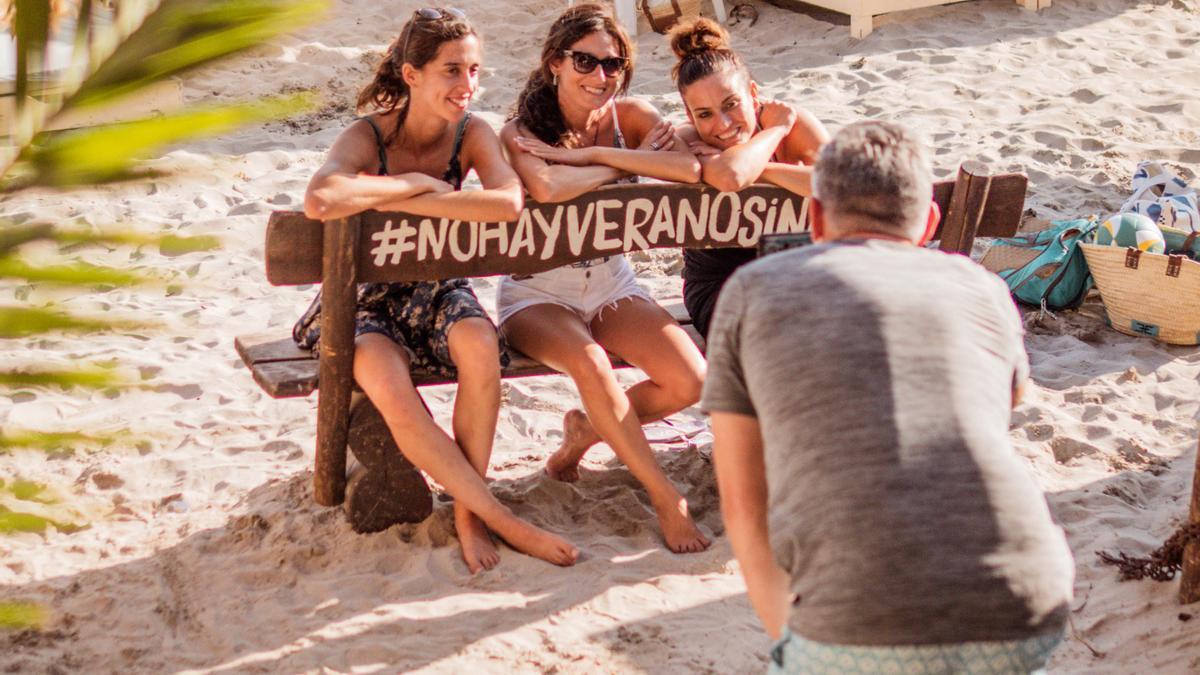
[568,0,728,35]
[237,168,1027,533]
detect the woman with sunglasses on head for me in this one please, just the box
[668,18,829,340]
[498,4,710,554]
[296,7,578,573]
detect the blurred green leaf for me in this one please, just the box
[0,222,221,256]
[16,93,315,187]
[0,430,118,452]
[0,509,55,534]
[0,306,143,337]
[157,233,221,255]
[0,257,153,285]
[0,602,47,631]
[0,368,125,388]
[69,0,328,109]
[0,479,58,504]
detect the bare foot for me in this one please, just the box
[545,409,598,482]
[492,517,580,567]
[455,505,499,574]
[655,497,711,554]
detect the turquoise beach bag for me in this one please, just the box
[984,218,1099,310]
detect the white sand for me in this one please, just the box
[2,0,1199,672]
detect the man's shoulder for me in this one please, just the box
[730,243,825,284]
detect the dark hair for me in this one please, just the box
[510,3,634,146]
[357,9,476,140]
[667,17,748,91]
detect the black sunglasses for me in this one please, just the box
[401,7,468,61]
[561,50,628,77]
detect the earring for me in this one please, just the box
[552,72,558,87]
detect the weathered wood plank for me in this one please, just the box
[235,332,309,366]
[933,171,1025,241]
[314,216,359,507]
[1181,435,1200,604]
[264,176,1027,286]
[938,161,992,255]
[246,319,705,399]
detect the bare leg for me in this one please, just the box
[503,305,710,553]
[447,318,502,573]
[556,297,706,477]
[354,333,578,567]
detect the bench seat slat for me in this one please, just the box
[235,332,311,366]
[237,302,693,369]
[242,320,704,399]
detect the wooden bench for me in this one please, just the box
[237,163,1026,532]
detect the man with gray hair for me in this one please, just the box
[702,121,1074,673]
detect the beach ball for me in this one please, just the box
[1096,213,1165,254]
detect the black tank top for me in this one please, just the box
[361,112,470,187]
[683,119,784,283]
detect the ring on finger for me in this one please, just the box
[650,142,660,150]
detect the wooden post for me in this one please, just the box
[314,215,359,507]
[1181,436,1200,604]
[850,14,872,39]
[939,161,992,257]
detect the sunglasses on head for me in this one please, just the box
[401,7,467,61]
[414,6,466,20]
[561,50,628,77]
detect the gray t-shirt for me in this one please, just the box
[701,239,1074,646]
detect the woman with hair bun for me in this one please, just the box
[668,17,830,339]
[296,8,578,573]
[499,3,710,555]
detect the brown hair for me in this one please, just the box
[510,3,634,146]
[357,9,476,139]
[667,17,748,91]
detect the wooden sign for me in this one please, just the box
[265,175,1027,286]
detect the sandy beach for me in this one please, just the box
[2,0,1199,671]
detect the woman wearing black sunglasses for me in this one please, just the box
[297,7,578,573]
[497,4,710,555]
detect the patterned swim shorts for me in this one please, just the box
[768,630,1063,675]
[293,279,508,379]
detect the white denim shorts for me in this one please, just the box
[497,255,651,326]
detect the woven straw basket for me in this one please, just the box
[1080,242,1200,345]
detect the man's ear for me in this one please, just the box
[917,200,940,246]
[810,199,828,242]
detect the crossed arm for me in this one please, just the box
[502,98,701,203]
[710,411,791,640]
[684,102,829,196]
[304,116,524,222]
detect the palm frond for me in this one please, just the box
[0,430,119,451]
[0,306,145,337]
[10,92,314,188]
[0,367,125,388]
[69,0,327,109]
[0,602,47,631]
[0,256,152,285]
[0,221,220,257]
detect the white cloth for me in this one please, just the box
[496,256,650,326]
